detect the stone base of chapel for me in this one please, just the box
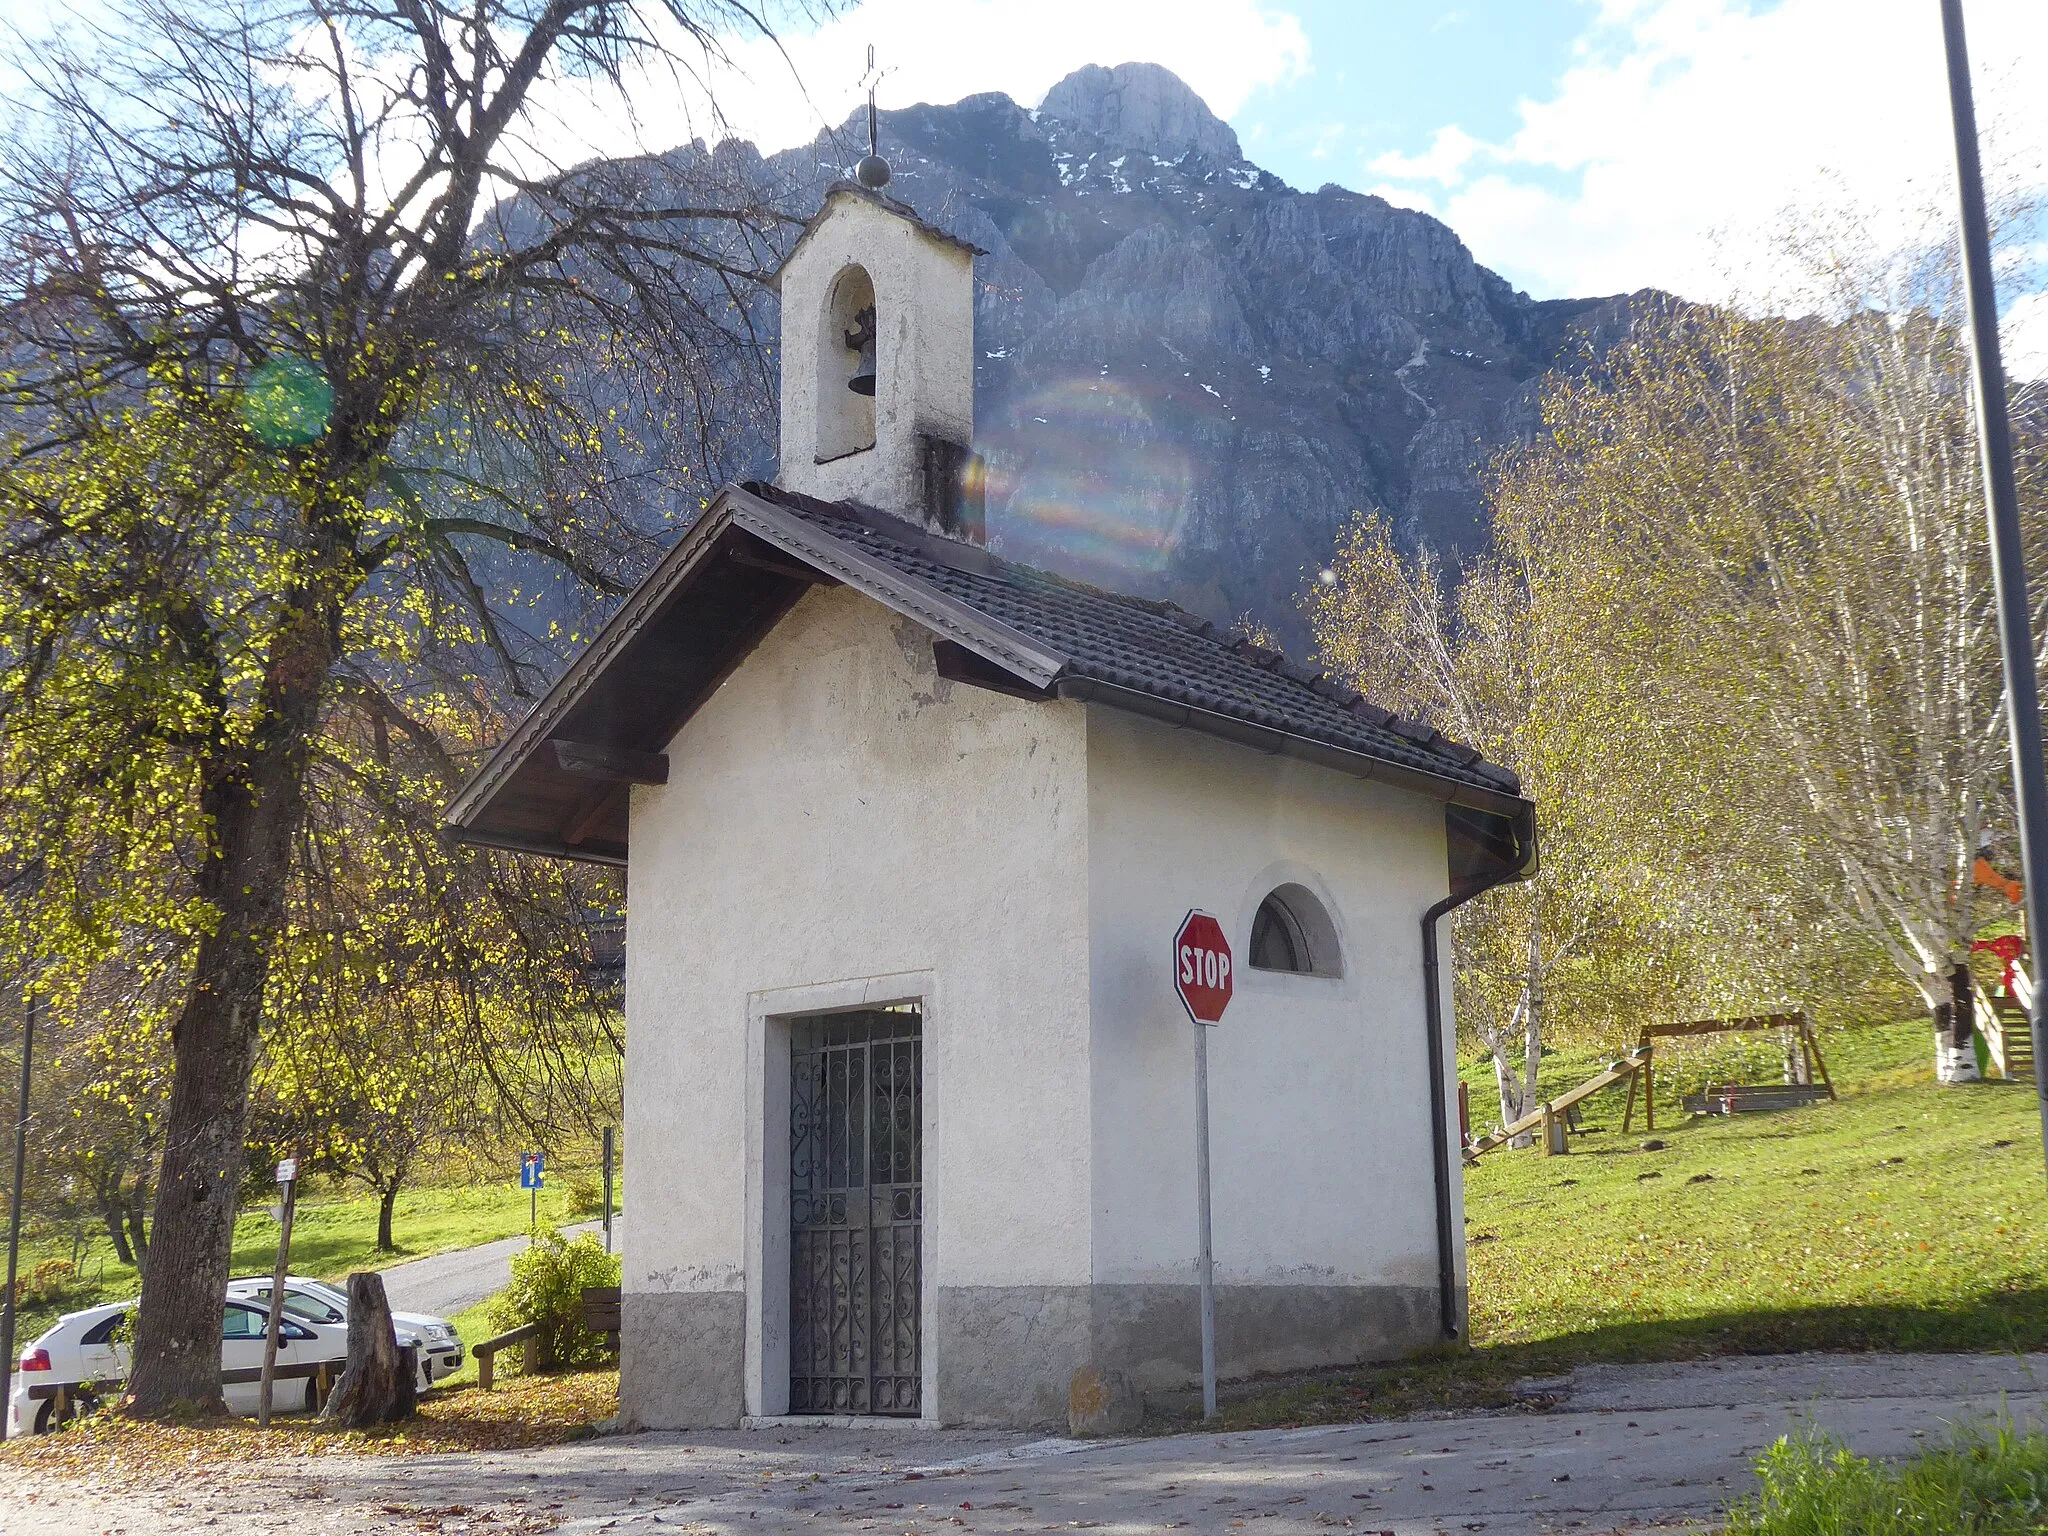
[618,1282,1451,1430]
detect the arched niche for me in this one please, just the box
[816,264,877,462]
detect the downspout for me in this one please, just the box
[1423,804,1538,1341]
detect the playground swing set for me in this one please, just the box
[1464,1010,1835,1161]
[1461,858,2038,1162]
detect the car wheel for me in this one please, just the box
[31,1386,97,1435]
[303,1376,320,1414]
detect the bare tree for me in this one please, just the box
[0,0,814,1413]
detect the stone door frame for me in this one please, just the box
[744,970,940,1422]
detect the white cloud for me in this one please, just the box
[2008,290,2048,384]
[1369,125,1481,188]
[520,0,1309,172]
[1364,0,2048,306]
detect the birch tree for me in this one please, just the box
[1493,260,2047,1083]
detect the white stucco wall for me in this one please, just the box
[1083,708,1457,1294]
[776,193,976,519]
[622,585,1092,1416]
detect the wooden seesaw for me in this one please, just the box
[1465,1045,1654,1161]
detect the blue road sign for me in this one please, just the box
[520,1152,545,1190]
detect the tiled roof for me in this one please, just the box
[748,484,1520,800]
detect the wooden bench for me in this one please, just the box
[583,1286,621,1356]
[473,1322,542,1391]
[1682,1082,1834,1116]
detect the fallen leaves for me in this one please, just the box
[0,1368,619,1487]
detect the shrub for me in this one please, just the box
[567,1173,606,1217]
[488,1225,620,1370]
[1726,1422,2048,1535]
[11,1258,77,1306]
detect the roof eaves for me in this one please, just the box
[442,497,740,832]
[1052,673,1532,817]
[449,824,628,868]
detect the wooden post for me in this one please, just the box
[1539,1102,1558,1156]
[1645,1057,1655,1133]
[1621,1063,1639,1134]
[1802,1017,1837,1100]
[479,1349,495,1392]
[258,1165,299,1428]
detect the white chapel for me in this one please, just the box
[447,170,1535,1429]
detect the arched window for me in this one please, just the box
[816,264,877,461]
[1248,884,1342,977]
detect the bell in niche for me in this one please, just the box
[845,303,878,396]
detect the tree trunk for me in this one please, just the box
[100,1197,136,1268]
[125,591,336,1416]
[1934,961,1981,1085]
[125,1174,150,1274]
[321,1271,417,1428]
[1509,928,1544,1149]
[376,1178,402,1254]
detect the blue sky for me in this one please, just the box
[7,0,2043,361]
[1232,0,1592,205]
[609,0,2043,354]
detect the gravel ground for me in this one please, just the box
[6,1352,2043,1536]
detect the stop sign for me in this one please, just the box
[1174,910,1234,1025]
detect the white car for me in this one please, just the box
[7,1297,346,1436]
[225,1275,464,1390]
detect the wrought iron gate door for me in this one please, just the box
[789,1008,922,1414]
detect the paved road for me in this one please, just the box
[8,1351,2043,1535]
[379,1218,615,1318]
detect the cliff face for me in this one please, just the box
[675,65,1644,644]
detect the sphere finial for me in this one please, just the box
[856,44,891,190]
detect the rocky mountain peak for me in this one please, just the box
[1038,62,1241,163]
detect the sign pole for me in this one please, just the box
[0,992,35,1445]
[257,1158,299,1428]
[521,1151,544,1238]
[1193,1020,1218,1422]
[1173,909,1232,1424]
[602,1127,615,1255]
[1940,0,2048,1176]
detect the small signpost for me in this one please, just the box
[601,1128,615,1254]
[1174,910,1232,1422]
[520,1151,544,1235]
[257,1156,299,1428]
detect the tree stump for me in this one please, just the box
[319,1271,417,1428]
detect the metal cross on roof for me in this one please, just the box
[855,44,892,190]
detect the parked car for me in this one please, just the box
[225,1275,464,1390]
[6,1298,345,1436]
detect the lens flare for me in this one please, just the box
[242,355,335,449]
[980,374,1193,582]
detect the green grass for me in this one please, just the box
[1462,1019,2048,1357]
[1726,1421,2048,1535]
[14,1174,614,1342]
[1178,1017,2048,1431]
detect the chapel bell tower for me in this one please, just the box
[771,156,984,540]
